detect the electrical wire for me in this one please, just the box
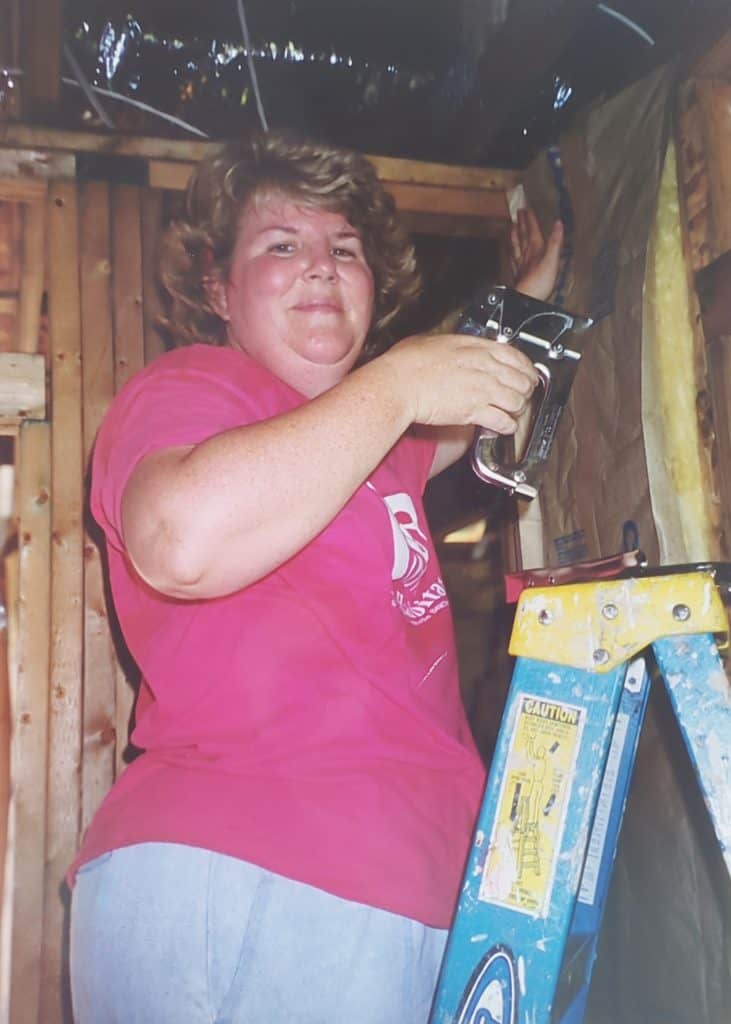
[235,0,269,131]
[61,77,210,138]
[596,4,655,47]
[63,39,116,129]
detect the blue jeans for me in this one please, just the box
[70,842,447,1023]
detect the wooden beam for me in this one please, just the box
[0,353,45,418]
[0,125,515,235]
[148,159,512,227]
[0,124,213,165]
[0,149,75,183]
[0,124,519,187]
[384,182,509,220]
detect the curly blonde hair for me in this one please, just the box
[160,130,422,358]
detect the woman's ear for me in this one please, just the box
[204,274,231,322]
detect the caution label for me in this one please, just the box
[478,693,585,917]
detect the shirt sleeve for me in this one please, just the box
[90,352,263,550]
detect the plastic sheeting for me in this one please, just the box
[520,68,731,1022]
[522,68,669,568]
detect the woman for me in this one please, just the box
[69,130,561,1023]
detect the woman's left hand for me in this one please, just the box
[509,207,564,302]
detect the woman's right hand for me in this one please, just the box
[380,331,539,435]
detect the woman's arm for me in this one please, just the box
[121,331,538,600]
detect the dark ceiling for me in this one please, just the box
[64,0,731,168]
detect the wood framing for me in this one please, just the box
[78,180,116,838]
[41,181,84,1024]
[675,27,731,554]
[9,421,51,1024]
[0,177,46,362]
[0,125,518,240]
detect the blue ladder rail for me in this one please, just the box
[430,571,730,1024]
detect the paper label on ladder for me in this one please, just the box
[478,694,585,917]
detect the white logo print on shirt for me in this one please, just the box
[383,492,448,624]
[383,493,428,590]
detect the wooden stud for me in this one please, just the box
[676,81,715,272]
[1,540,18,1019]
[705,333,731,556]
[79,180,118,834]
[111,185,145,774]
[17,198,46,354]
[9,421,51,1024]
[41,181,84,1024]
[0,200,21,295]
[695,79,731,256]
[111,186,145,390]
[676,74,731,557]
[141,189,167,363]
[0,542,11,1006]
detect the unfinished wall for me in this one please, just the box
[520,45,731,1024]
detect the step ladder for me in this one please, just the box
[430,567,731,1024]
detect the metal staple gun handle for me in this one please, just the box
[457,285,594,499]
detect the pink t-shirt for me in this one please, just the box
[70,344,486,928]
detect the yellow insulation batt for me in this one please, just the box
[641,140,714,562]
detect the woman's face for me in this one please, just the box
[212,191,375,397]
